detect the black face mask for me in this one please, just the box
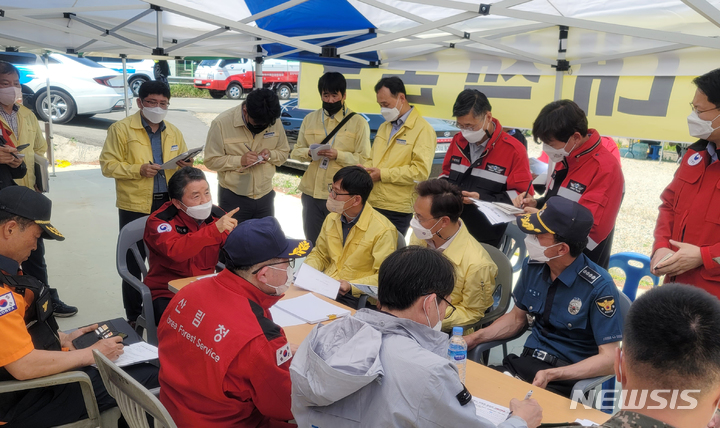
[244,111,267,135]
[323,100,343,116]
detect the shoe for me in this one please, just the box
[52,300,78,317]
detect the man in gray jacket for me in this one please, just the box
[290,246,542,428]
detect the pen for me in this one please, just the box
[506,390,533,420]
[0,141,20,159]
[520,181,533,209]
[245,143,252,151]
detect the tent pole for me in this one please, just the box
[121,55,129,117]
[553,26,569,101]
[43,52,55,177]
[255,41,263,90]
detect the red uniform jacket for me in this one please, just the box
[440,117,533,203]
[144,202,228,301]
[158,270,294,427]
[654,140,720,297]
[539,129,624,252]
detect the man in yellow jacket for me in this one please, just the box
[204,88,289,223]
[304,166,397,308]
[409,179,497,332]
[290,72,370,244]
[100,80,191,322]
[0,61,77,316]
[365,76,437,236]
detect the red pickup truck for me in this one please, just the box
[193,58,299,100]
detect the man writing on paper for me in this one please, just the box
[410,179,497,333]
[464,197,623,398]
[651,68,720,298]
[158,216,312,427]
[513,100,623,269]
[304,166,397,308]
[100,80,192,324]
[0,187,159,427]
[205,88,289,223]
[0,60,77,317]
[440,89,533,247]
[290,72,371,244]
[365,76,437,236]
[144,167,237,325]
[291,246,542,428]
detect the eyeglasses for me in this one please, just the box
[142,99,170,109]
[440,296,457,319]
[327,184,353,198]
[690,103,720,115]
[252,259,295,274]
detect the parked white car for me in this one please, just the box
[0,52,131,124]
[86,56,156,97]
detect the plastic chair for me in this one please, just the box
[0,371,121,427]
[357,231,406,308]
[608,252,659,301]
[116,216,157,345]
[470,243,513,330]
[93,350,177,428]
[467,291,632,408]
[499,223,527,273]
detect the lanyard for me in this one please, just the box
[322,106,347,147]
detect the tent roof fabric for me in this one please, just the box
[0,0,718,73]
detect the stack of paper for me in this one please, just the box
[472,200,517,225]
[473,397,510,424]
[492,202,525,215]
[310,144,332,161]
[95,342,158,368]
[273,293,350,324]
[293,264,341,299]
[352,283,378,299]
[269,306,307,328]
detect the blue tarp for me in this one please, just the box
[245,0,379,68]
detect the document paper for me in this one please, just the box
[274,293,350,324]
[473,397,510,424]
[310,144,332,161]
[160,146,204,169]
[95,342,158,368]
[472,200,517,225]
[352,284,378,299]
[293,264,341,299]
[269,306,307,327]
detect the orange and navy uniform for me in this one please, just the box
[0,256,34,377]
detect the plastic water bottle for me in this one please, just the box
[447,326,467,383]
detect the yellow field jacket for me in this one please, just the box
[411,222,497,331]
[0,104,47,189]
[291,107,370,199]
[99,111,187,214]
[204,102,289,199]
[365,107,436,213]
[304,203,397,297]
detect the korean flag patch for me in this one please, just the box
[595,296,616,318]
[157,223,172,234]
[0,292,18,317]
[276,343,292,366]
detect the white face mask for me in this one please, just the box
[524,235,563,262]
[0,86,20,106]
[381,97,402,122]
[460,116,488,144]
[181,200,212,220]
[410,216,442,241]
[142,106,168,124]
[423,295,443,331]
[265,265,293,296]
[326,196,350,214]
[543,138,574,163]
[687,110,720,139]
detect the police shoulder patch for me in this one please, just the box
[595,295,616,318]
[0,291,18,317]
[157,223,172,233]
[276,343,292,366]
[578,266,600,284]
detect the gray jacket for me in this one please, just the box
[290,309,528,428]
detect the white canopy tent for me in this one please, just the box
[1,0,719,142]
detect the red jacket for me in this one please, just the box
[440,117,533,202]
[158,270,294,427]
[654,140,720,297]
[540,129,624,251]
[144,202,228,301]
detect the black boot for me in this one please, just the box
[49,287,78,317]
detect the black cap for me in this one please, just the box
[223,217,312,267]
[516,196,592,241]
[0,187,64,241]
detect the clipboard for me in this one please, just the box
[160,146,203,169]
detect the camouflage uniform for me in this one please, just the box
[601,411,674,428]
